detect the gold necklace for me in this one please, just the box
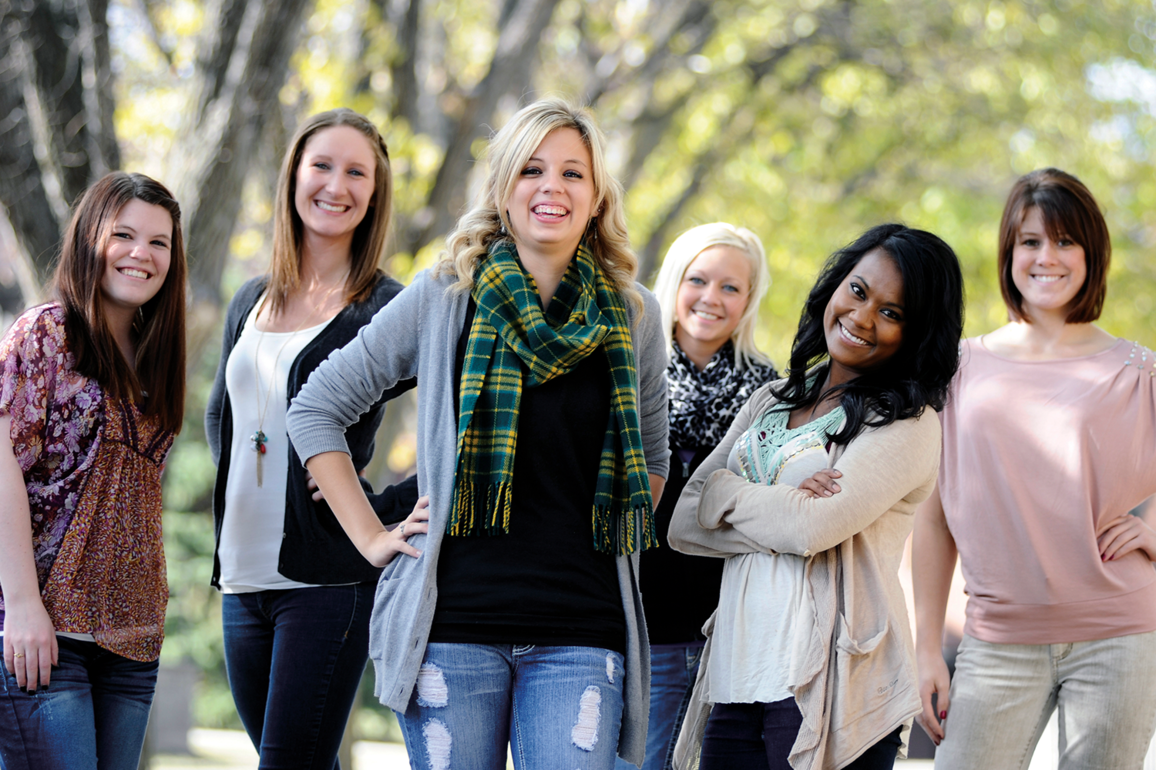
[250,278,346,487]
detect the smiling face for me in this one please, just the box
[673,245,753,369]
[100,198,173,317]
[506,127,596,266]
[823,248,906,385]
[1010,206,1087,321]
[293,125,377,248]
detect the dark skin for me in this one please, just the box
[790,249,906,499]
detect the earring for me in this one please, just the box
[587,216,598,243]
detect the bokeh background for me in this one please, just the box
[2,0,1156,761]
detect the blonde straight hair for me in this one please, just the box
[651,222,772,370]
[434,98,641,314]
[266,108,393,316]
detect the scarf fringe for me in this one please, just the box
[447,479,514,537]
[593,501,659,556]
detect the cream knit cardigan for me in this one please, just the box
[668,382,940,770]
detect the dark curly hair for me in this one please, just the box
[772,223,965,445]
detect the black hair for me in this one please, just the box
[772,223,965,445]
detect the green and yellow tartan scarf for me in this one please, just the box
[447,238,656,555]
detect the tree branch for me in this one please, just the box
[0,7,62,285]
[404,0,560,256]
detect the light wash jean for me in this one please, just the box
[0,637,158,770]
[397,643,626,770]
[935,630,1156,770]
[615,643,704,770]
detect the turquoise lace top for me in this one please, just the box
[733,405,846,486]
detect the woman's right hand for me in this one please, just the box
[3,598,58,692]
[363,496,431,567]
[798,469,842,498]
[916,649,951,745]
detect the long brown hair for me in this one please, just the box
[52,172,187,433]
[266,108,393,315]
[997,168,1110,324]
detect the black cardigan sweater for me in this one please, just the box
[205,272,418,587]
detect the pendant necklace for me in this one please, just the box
[251,276,346,487]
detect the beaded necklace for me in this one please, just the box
[250,279,345,486]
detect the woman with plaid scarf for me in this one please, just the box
[287,99,671,769]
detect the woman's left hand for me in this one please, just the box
[798,469,842,499]
[1097,514,1156,562]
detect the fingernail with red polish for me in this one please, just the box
[939,711,946,720]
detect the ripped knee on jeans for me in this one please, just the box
[416,664,449,708]
[422,718,452,770]
[571,685,602,752]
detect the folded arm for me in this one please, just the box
[699,413,941,556]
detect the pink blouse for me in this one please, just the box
[939,337,1156,644]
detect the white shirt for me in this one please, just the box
[218,299,332,593]
[707,413,838,704]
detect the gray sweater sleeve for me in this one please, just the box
[287,274,426,463]
[634,285,671,480]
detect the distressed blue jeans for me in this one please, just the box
[615,642,704,770]
[0,637,158,770]
[397,643,626,770]
[222,583,374,770]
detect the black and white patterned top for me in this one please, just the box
[667,340,778,449]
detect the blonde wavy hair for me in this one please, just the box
[651,222,773,370]
[434,98,641,313]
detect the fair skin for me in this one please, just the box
[100,199,174,366]
[277,125,431,547]
[263,125,378,333]
[674,245,754,371]
[306,128,664,563]
[912,207,1156,744]
[0,199,173,692]
[505,127,597,308]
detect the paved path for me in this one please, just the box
[150,729,935,770]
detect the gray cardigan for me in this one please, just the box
[286,269,670,765]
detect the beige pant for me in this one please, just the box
[935,630,1156,770]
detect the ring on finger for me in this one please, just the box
[13,652,25,658]
[400,523,406,536]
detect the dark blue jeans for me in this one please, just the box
[699,699,903,770]
[0,636,158,770]
[615,642,704,770]
[222,583,374,770]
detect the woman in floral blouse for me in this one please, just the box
[0,172,187,770]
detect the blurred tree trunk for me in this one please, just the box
[174,0,314,359]
[398,0,562,257]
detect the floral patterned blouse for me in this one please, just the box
[0,304,173,661]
